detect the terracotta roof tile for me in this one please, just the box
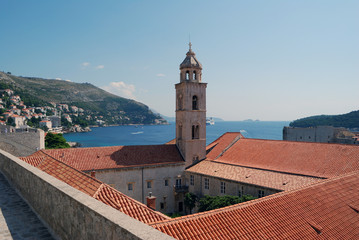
[94,184,169,224]
[206,132,243,160]
[27,145,184,171]
[20,154,170,224]
[213,137,359,178]
[151,171,359,239]
[187,160,322,191]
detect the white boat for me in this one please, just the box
[206,118,215,125]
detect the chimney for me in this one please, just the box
[146,192,156,210]
[90,170,96,178]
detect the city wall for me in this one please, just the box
[0,150,173,240]
[0,128,45,157]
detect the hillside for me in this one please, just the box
[289,110,359,129]
[0,72,166,125]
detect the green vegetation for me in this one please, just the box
[290,110,359,128]
[198,195,256,212]
[184,192,198,214]
[26,117,41,128]
[0,72,166,125]
[45,132,70,149]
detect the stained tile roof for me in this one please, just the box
[94,185,169,224]
[151,171,359,239]
[26,144,184,171]
[206,132,243,160]
[211,136,359,178]
[20,154,170,224]
[21,151,101,196]
[187,160,322,191]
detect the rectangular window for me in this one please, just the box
[175,178,182,188]
[190,175,194,186]
[128,183,133,191]
[204,178,209,190]
[164,179,169,186]
[147,181,152,189]
[258,190,265,198]
[220,182,226,194]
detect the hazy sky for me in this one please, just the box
[1,1,358,121]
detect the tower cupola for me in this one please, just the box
[180,42,202,82]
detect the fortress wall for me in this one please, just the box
[0,129,45,157]
[0,150,173,240]
[283,126,335,143]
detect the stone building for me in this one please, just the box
[175,42,207,167]
[283,126,359,145]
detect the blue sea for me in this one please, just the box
[64,121,290,147]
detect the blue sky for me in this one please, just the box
[1,1,358,121]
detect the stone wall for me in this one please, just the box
[187,172,279,202]
[283,126,358,144]
[0,129,45,157]
[92,163,185,214]
[0,150,174,240]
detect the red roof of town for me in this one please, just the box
[187,160,322,191]
[209,135,359,178]
[20,152,170,224]
[206,132,243,160]
[151,171,359,239]
[26,144,184,171]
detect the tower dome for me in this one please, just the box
[179,42,202,82]
[180,42,202,70]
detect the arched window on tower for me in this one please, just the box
[185,71,190,80]
[192,125,199,139]
[193,71,197,80]
[192,96,198,110]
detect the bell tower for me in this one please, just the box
[176,43,207,167]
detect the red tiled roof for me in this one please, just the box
[206,132,243,160]
[213,137,359,178]
[165,138,176,144]
[94,185,169,224]
[151,171,359,239]
[187,160,322,191]
[27,145,184,171]
[20,154,170,224]
[21,151,102,196]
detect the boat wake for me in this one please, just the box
[131,131,144,135]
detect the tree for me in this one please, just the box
[45,132,70,149]
[184,192,198,214]
[7,117,15,127]
[198,194,256,212]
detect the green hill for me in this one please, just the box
[0,72,166,125]
[289,110,359,129]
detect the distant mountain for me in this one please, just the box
[289,110,359,129]
[0,72,166,125]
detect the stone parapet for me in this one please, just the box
[0,150,174,240]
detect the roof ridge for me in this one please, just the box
[214,134,243,160]
[92,183,105,198]
[43,144,179,151]
[208,160,326,179]
[150,170,359,226]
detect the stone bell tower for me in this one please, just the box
[176,43,207,167]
